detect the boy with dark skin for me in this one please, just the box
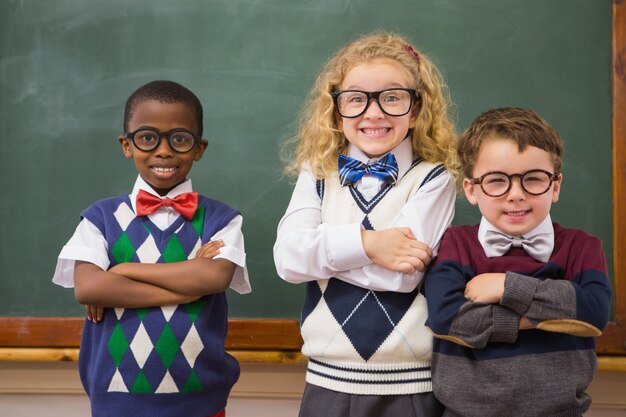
[53,80,249,417]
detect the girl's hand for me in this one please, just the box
[362,228,433,273]
[195,240,225,259]
[86,305,104,323]
[464,273,506,304]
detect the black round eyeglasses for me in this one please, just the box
[331,88,419,118]
[125,128,201,153]
[470,169,560,197]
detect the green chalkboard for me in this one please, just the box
[0,0,612,319]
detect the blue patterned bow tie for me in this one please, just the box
[338,153,399,187]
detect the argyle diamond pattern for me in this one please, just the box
[301,177,422,362]
[319,279,418,361]
[104,201,207,394]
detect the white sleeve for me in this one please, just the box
[51,219,110,288]
[334,171,456,292]
[209,215,251,294]
[273,169,456,293]
[273,169,372,286]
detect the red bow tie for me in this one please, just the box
[135,189,198,221]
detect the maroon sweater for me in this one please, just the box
[425,223,611,417]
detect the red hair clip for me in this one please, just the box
[405,45,420,64]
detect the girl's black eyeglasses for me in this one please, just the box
[331,88,419,118]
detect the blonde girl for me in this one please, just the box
[274,32,458,417]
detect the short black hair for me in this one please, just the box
[123,80,203,136]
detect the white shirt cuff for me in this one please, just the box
[324,223,371,271]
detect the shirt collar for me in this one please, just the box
[130,175,194,213]
[347,136,413,179]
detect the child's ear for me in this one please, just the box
[119,136,133,159]
[551,173,563,203]
[462,177,479,206]
[193,139,208,161]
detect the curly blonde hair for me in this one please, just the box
[283,32,459,179]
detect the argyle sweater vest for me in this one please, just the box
[78,194,240,417]
[300,160,446,395]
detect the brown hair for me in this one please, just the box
[458,107,563,178]
[282,31,459,179]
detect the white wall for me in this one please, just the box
[1,362,625,416]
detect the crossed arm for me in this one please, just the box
[463,273,534,330]
[76,241,232,322]
[360,227,432,274]
[425,236,611,349]
[273,168,455,292]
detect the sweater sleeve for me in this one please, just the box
[425,229,521,349]
[501,234,611,337]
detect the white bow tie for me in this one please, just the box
[483,229,553,262]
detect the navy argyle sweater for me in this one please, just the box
[78,194,240,417]
[424,223,612,417]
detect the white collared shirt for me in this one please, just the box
[477,214,555,259]
[52,175,251,294]
[273,138,456,293]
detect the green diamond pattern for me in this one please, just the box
[136,308,149,321]
[162,235,187,263]
[182,369,203,392]
[191,206,205,236]
[111,232,135,263]
[131,370,153,394]
[184,299,205,322]
[105,202,212,396]
[155,324,179,368]
[107,323,129,367]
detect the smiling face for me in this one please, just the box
[337,58,418,158]
[463,137,562,236]
[119,99,207,195]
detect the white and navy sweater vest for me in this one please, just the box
[78,194,240,417]
[301,160,446,395]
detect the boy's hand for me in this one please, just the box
[464,273,506,303]
[86,305,103,323]
[361,228,433,273]
[195,240,224,259]
[519,316,535,330]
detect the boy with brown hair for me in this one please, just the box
[424,107,612,417]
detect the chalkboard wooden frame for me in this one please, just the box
[602,0,626,355]
[0,2,625,361]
